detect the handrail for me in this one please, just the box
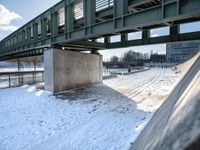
[0,70,44,88]
[0,70,44,76]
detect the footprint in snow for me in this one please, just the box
[141,117,146,120]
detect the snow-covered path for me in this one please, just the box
[0,68,179,150]
[104,68,179,112]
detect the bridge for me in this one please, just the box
[0,0,200,93]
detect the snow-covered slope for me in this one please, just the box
[131,52,200,150]
[0,68,179,150]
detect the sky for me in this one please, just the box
[0,0,200,61]
[0,0,61,40]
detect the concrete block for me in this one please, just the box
[44,48,103,93]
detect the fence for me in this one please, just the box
[0,70,44,89]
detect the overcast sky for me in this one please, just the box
[0,0,200,61]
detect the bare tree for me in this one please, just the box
[122,50,149,62]
[110,56,119,63]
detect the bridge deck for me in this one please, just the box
[0,0,200,60]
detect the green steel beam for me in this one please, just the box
[84,0,96,35]
[60,40,105,49]
[114,0,128,29]
[0,49,44,61]
[106,30,200,49]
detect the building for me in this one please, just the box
[166,40,200,63]
[150,54,166,63]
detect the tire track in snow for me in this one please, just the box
[127,72,161,99]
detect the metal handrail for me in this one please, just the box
[0,70,44,76]
[0,70,44,88]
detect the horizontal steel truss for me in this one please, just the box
[0,0,200,60]
[0,48,44,61]
[105,26,200,49]
[1,26,200,61]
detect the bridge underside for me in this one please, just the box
[0,0,200,60]
[1,30,200,61]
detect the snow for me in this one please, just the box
[0,68,180,150]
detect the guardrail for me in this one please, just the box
[0,70,44,89]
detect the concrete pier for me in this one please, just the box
[44,48,103,93]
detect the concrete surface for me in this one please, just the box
[44,49,103,93]
[130,52,200,150]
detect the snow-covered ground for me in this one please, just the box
[0,68,180,150]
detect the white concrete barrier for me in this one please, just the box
[44,49,103,93]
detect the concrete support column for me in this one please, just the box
[44,48,103,93]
